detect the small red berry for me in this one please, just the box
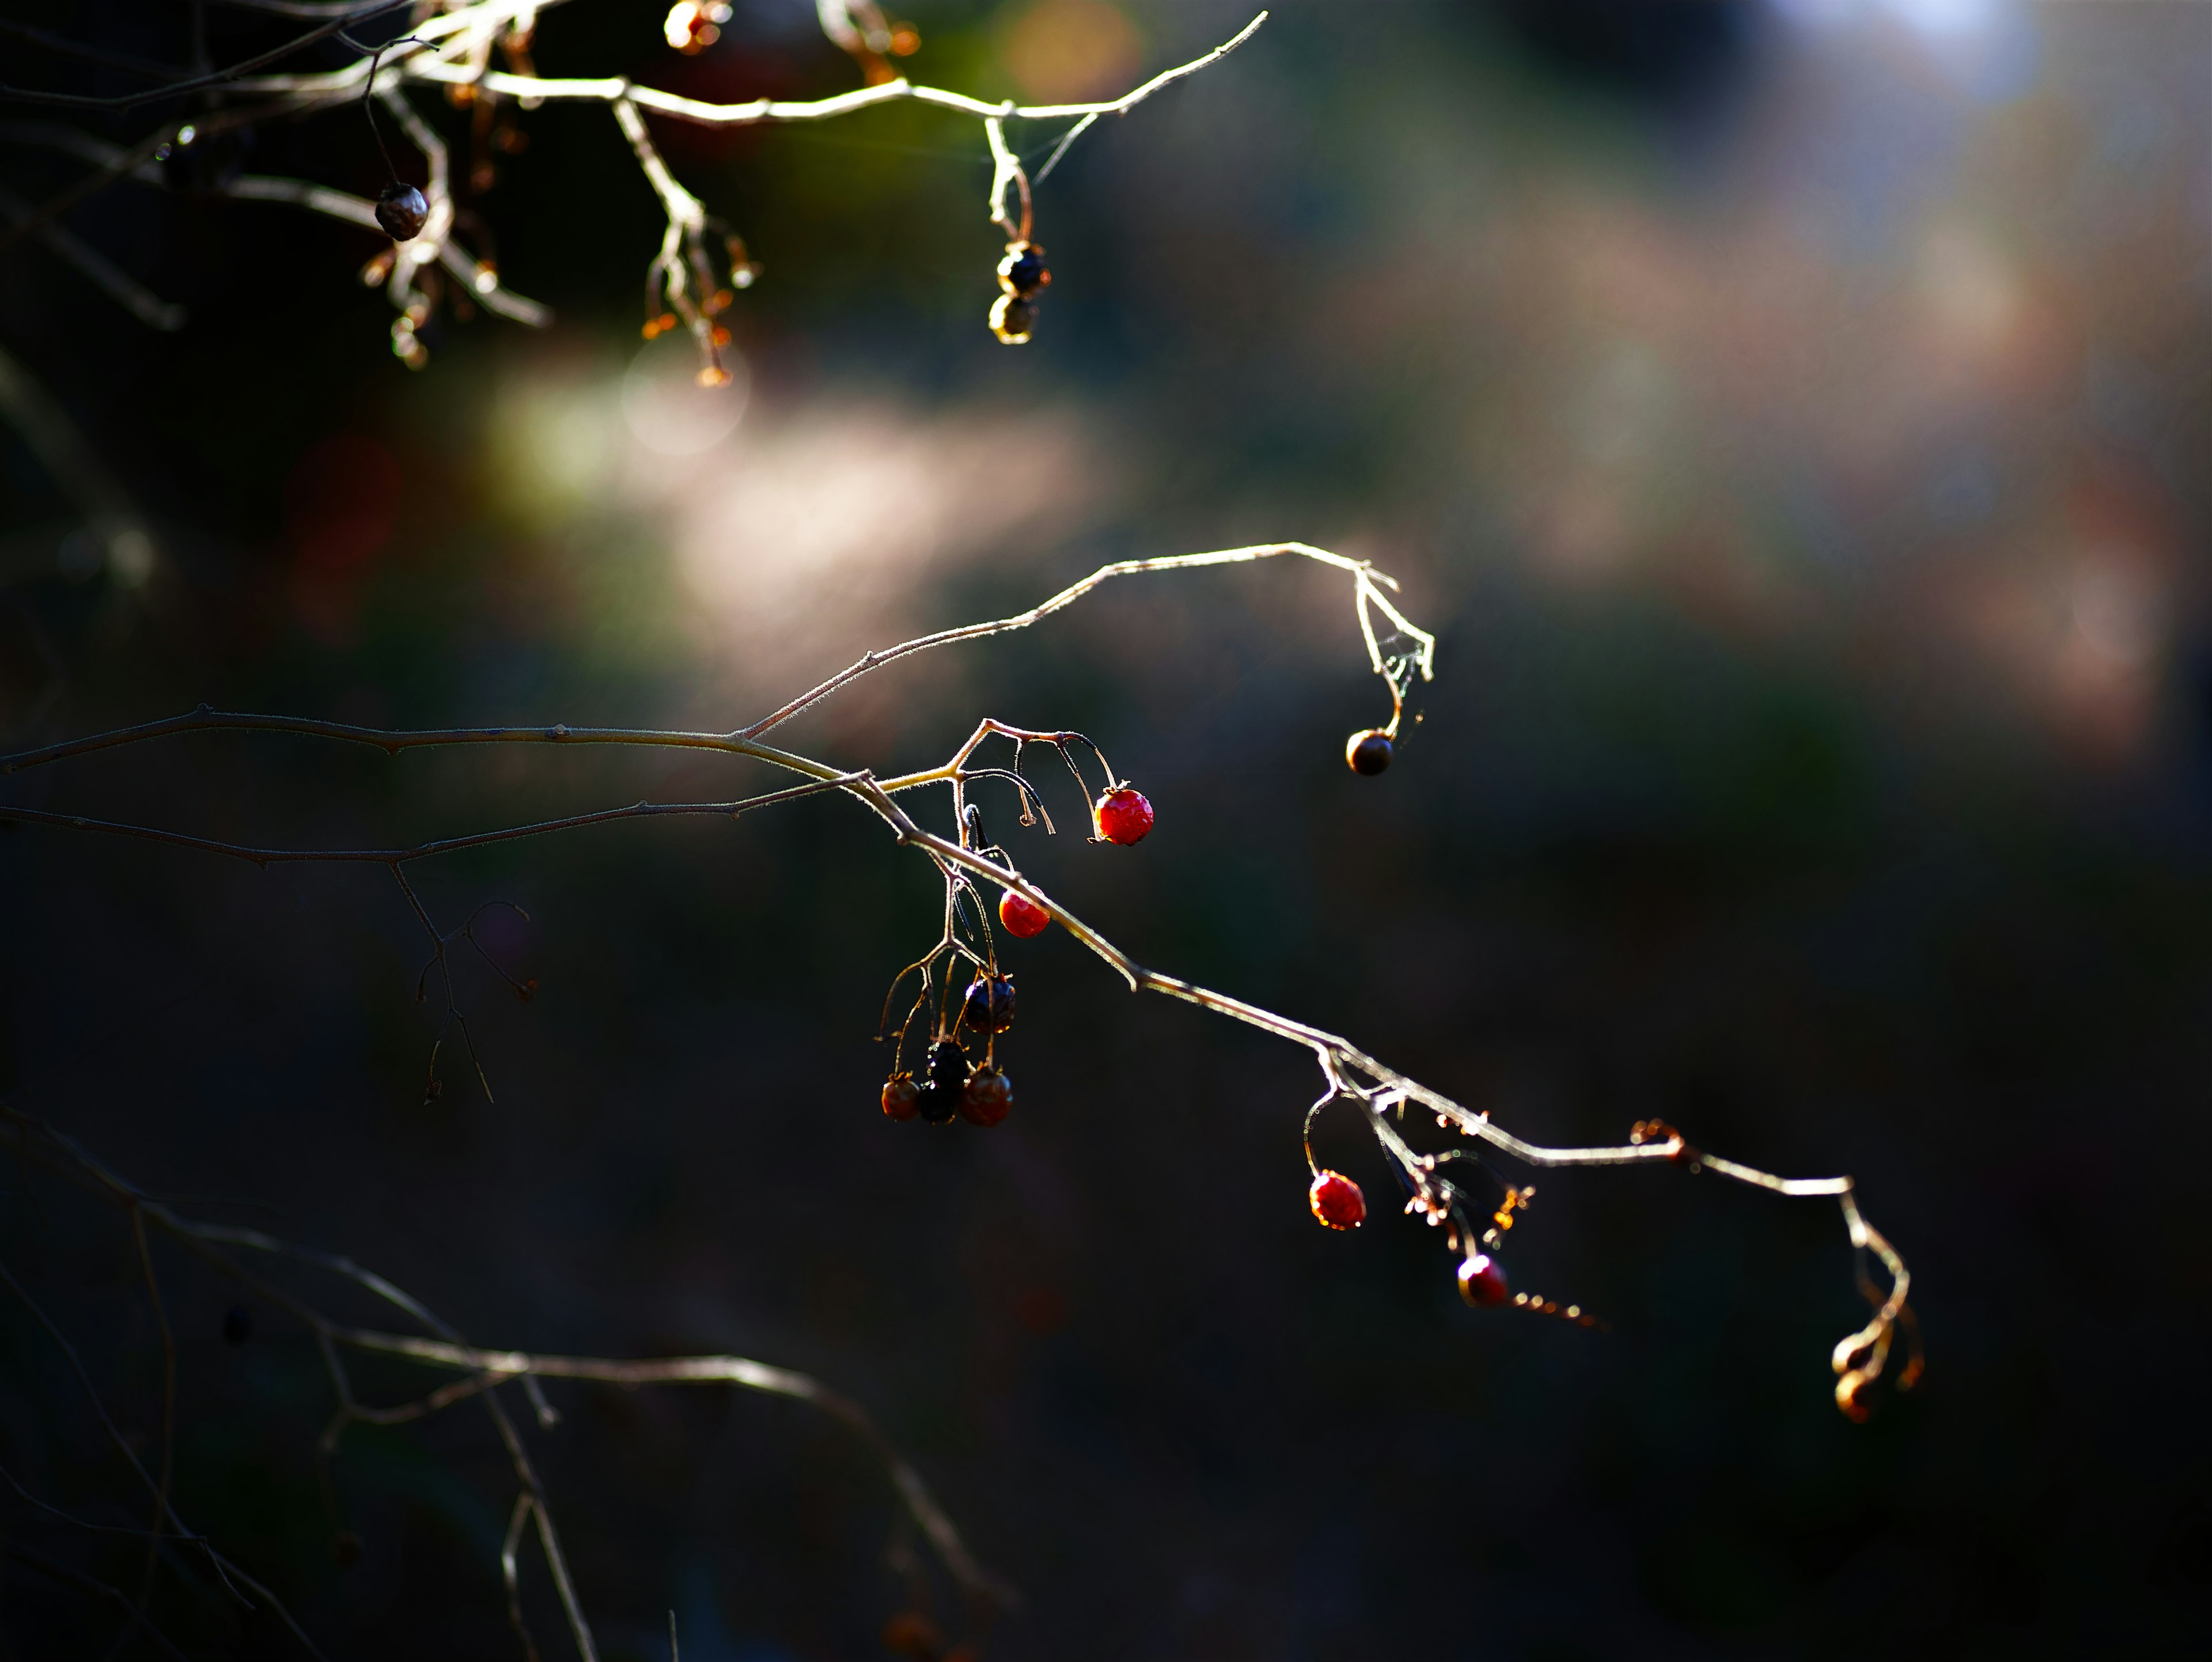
[1308,1169,1365,1229]
[1093,786,1154,846]
[999,887,1050,938]
[881,1073,920,1121]
[1345,729,1393,775]
[960,1066,1013,1126]
[1457,1253,1509,1307]
[961,972,1017,1035]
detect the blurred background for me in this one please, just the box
[3,0,2209,1655]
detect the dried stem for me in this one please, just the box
[0,541,1914,1425]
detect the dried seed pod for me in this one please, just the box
[960,1066,1013,1127]
[989,292,1036,345]
[1345,729,1393,775]
[961,972,1017,1035]
[375,181,430,241]
[997,241,1051,298]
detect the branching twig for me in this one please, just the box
[0,543,1914,1423]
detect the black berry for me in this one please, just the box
[222,1304,253,1346]
[376,182,429,241]
[1345,729,1393,775]
[998,242,1050,298]
[961,972,1016,1035]
[917,1038,966,1123]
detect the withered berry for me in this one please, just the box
[999,887,1050,938]
[960,1066,1013,1127]
[1308,1169,1365,1229]
[1345,729,1393,776]
[1458,1253,1509,1307]
[916,1038,967,1123]
[1093,786,1154,846]
[882,1073,920,1121]
[989,292,1036,344]
[961,971,1017,1035]
[375,181,430,241]
[998,241,1050,298]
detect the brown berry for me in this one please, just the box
[960,1067,1013,1127]
[882,1073,920,1120]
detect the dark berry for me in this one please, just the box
[998,241,1051,298]
[375,181,430,241]
[1458,1253,1509,1307]
[1093,786,1154,846]
[1345,729,1393,775]
[960,1066,1013,1127]
[222,1304,253,1346]
[961,972,1017,1035]
[881,1073,920,1121]
[927,1039,967,1092]
[989,293,1036,344]
[917,1039,965,1121]
[999,887,1050,938]
[332,1530,363,1568]
[1308,1169,1365,1229]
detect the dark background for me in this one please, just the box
[3,1,2209,1656]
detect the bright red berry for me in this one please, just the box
[1093,786,1154,846]
[881,1073,919,1121]
[1308,1169,1365,1229]
[1345,729,1393,776]
[960,1067,1013,1127]
[1458,1253,1509,1307]
[999,887,1050,938]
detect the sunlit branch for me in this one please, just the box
[0,541,1911,1429]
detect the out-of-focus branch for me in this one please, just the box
[3,1103,1011,1655]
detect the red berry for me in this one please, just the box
[960,1067,1013,1127]
[1093,786,1154,846]
[1344,729,1393,775]
[1457,1253,1509,1307]
[1308,1169,1365,1229]
[999,887,1050,938]
[881,1073,919,1121]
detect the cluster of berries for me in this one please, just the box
[882,972,1017,1127]
[1307,1168,1512,1307]
[988,241,1051,344]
